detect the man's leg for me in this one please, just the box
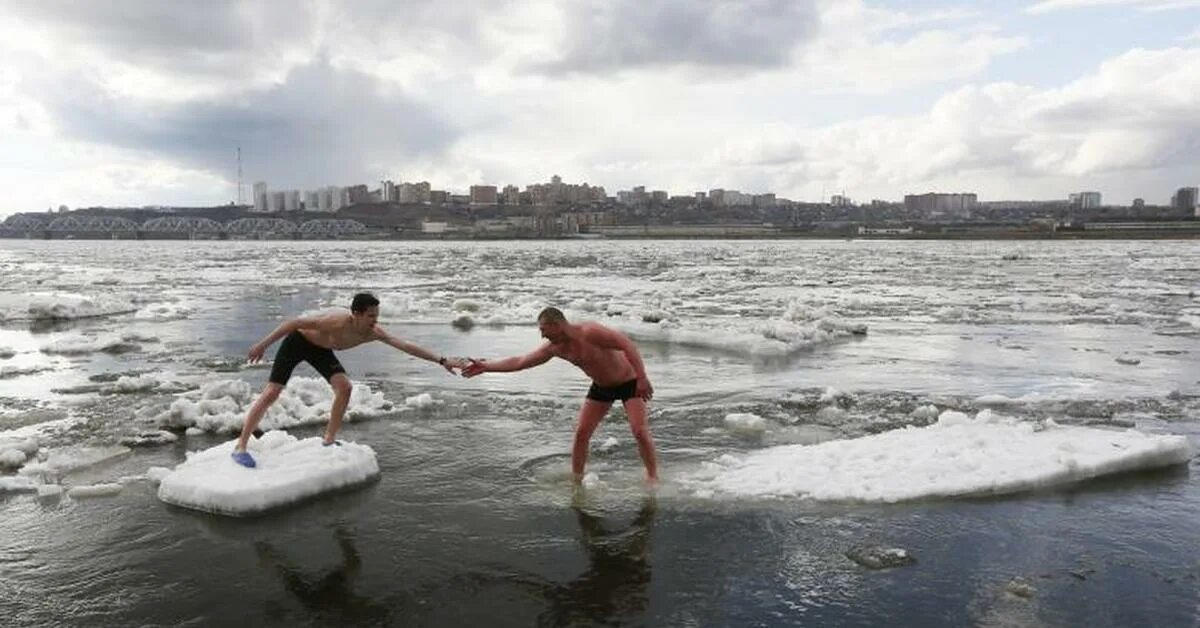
[323,373,353,444]
[235,383,284,452]
[571,399,612,481]
[622,398,659,482]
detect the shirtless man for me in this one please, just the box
[231,292,459,468]
[462,307,658,484]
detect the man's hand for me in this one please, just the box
[461,359,488,378]
[439,356,470,374]
[247,343,266,364]
[635,376,654,401]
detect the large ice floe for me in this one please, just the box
[156,376,392,434]
[686,410,1192,503]
[156,430,380,516]
[0,293,138,322]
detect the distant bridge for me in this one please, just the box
[1,214,369,239]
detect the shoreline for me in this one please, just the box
[2,231,1198,241]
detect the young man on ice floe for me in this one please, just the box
[231,292,464,468]
[462,307,659,484]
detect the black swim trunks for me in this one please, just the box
[586,378,639,403]
[268,330,346,385]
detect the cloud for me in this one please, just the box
[25,58,459,190]
[711,47,1200,201]
[528,0,821,75]
[1026,0,1200,14]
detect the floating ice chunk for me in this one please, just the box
[0,365,50,379]
[18,446,131,480]
[22,293,137,321]
[640,309,670,324]
[597,436,619,453]
[156,431,380,516]
[1006,577,1036,599]
[40,335,138,356]
[845,546,915,569]
[451,315,475,330]
[0,448,27,468]
[134,303,193,321]
[1115,356,1141,366]
[581,472,603,489]
[106,375,159,394]
[120,430,179,447]
[68,483,122,498]
[37,484,63,499]
[40,336,103,355]
[910,405,940,421]
[185,427,205,437]
[724,413,769,434]
[452,299,480,312]
[157,377,392,434]
[404,393,437,409]
[0,438,39,457]
[145,466,171,484]
[974,394,1017,406]
[688,412,1192,503]
[0,476,37,492]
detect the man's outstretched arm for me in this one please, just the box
[374,327,458,372]
[462,344,554,377]
[247,315,325,362]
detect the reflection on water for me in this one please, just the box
[255,527,391,625]
[540,497,657,626]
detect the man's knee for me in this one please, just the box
[574,423,599,443]
[261,384,284,402]
[331,376,353,397]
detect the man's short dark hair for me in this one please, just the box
[351,292,380,313]
[537,307,567,323]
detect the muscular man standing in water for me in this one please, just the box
[462,307,659,484]
[231,292,460,468]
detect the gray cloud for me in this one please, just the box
[530,0,821,75]
[31,58,459,187]
[1,0,319,76]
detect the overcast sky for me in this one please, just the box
[1,0,1198,216]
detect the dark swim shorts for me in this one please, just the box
[586,378,638,403]
[268,330,346,385]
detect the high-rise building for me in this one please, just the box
[381,180,397,202]
[470,185,499,205]
[304,190,320,210]
[502,184,521,205]
[1171,187,1198,212]
[253,182,269,212]
[346,184,370,204]
[1068,191,1102,208]
[904,193,977,218]
[284,190,301,212]
[650,190,669,203]
[269,191,286,213]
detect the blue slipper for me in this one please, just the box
[231,451,257,468]
[322,440,343,447]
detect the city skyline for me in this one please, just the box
[1,1,1199,218]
